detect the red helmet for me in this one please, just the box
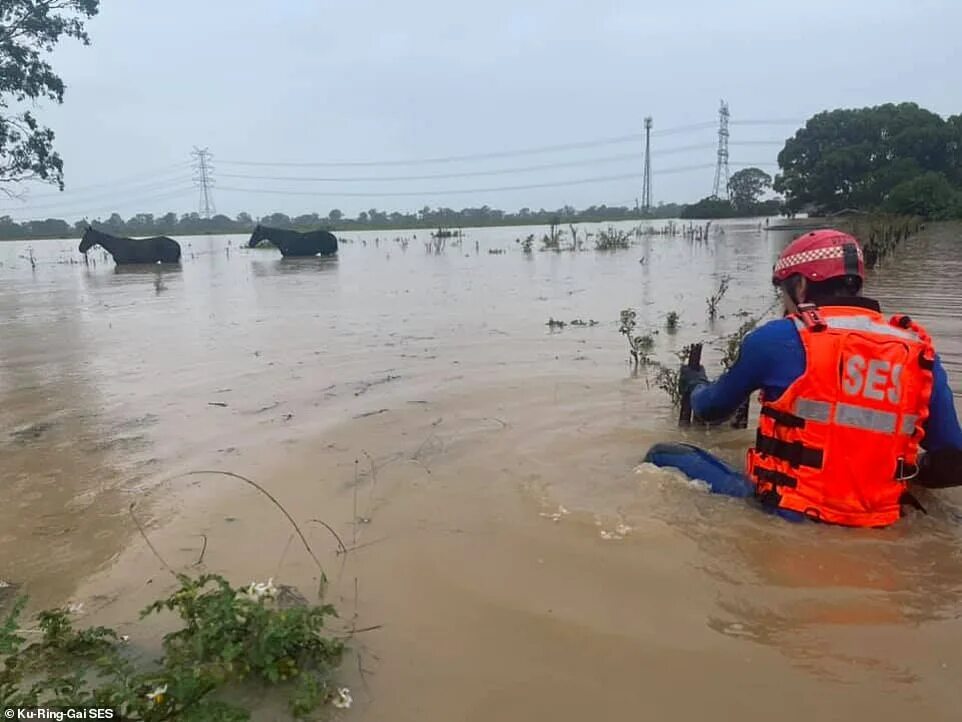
[772,229,865,285]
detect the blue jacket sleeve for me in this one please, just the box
[922,355,962,452]
[690,321,790,423]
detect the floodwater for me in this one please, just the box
[1,220,961,721]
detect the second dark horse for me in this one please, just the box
[79,226,181,264]
[247,225,338,257]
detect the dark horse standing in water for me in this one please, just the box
[79,226,181,264]
[248,225,338,257]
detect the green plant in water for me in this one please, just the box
[546,318,566,330]
[520,234,535,254]
[619,309,654,367]
[654,365,683,407]
[665,311,680,332]
[706,276,730,320]
[542,218,564,251]
[0,574,345,720]
[595,226,632,251]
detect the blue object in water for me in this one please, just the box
[643,442,804,522]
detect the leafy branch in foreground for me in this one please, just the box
[0,574,346,720]
[1,0,101,191]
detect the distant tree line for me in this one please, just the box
[0,203,690,240]
[681,167,783,219]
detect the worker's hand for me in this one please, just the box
[679,364,709,396]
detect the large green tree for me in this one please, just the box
[1,0,99,193]
[774,103,954,214]
[727,167,772,213]
[884,172,957,218]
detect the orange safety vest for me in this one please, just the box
[746,303,935,527]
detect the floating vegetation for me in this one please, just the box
[595,226,632,251]
[541,219,564,251]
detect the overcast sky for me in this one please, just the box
[3,0,959,222]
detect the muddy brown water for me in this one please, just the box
[1,220,961,720]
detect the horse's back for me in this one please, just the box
[310,230,338,255]
[149,235,181,262]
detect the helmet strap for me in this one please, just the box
[796,303,827,331]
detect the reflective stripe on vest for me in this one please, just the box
[791,397,915,436]
[794,398,831,422]
[793,315,920,342]
[835,403,897,434]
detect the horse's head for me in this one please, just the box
[78,226,96,253]
[248,225,265,248]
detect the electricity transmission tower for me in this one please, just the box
[711,100,730,200]
[641,117,653,213]
[192,147,216,219]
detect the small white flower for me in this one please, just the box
[539,505,570,523]
[244,577,277,600]
[65,602,84,615]
[120,635,130,644]
[0,580,10,589]
[331,687,353,709]
[600,529,626,541]
[146,683,168,704]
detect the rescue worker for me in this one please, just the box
[645,229,962,526]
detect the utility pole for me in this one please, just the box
[192,147,216,219]
[711,101,730,200]
[641,116,653,214]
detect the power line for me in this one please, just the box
[218,133,647,168]
[6,186,197,223]
[2,176,196,213]
[652,121,718,136]
[11,163,194,201]
[216,160,776,200]
[192,147,216,219]
[214,142,779,185]
[215,144,725,184]
[215,119,783,169]
[730,119,803,126]
[217,164,726,199]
